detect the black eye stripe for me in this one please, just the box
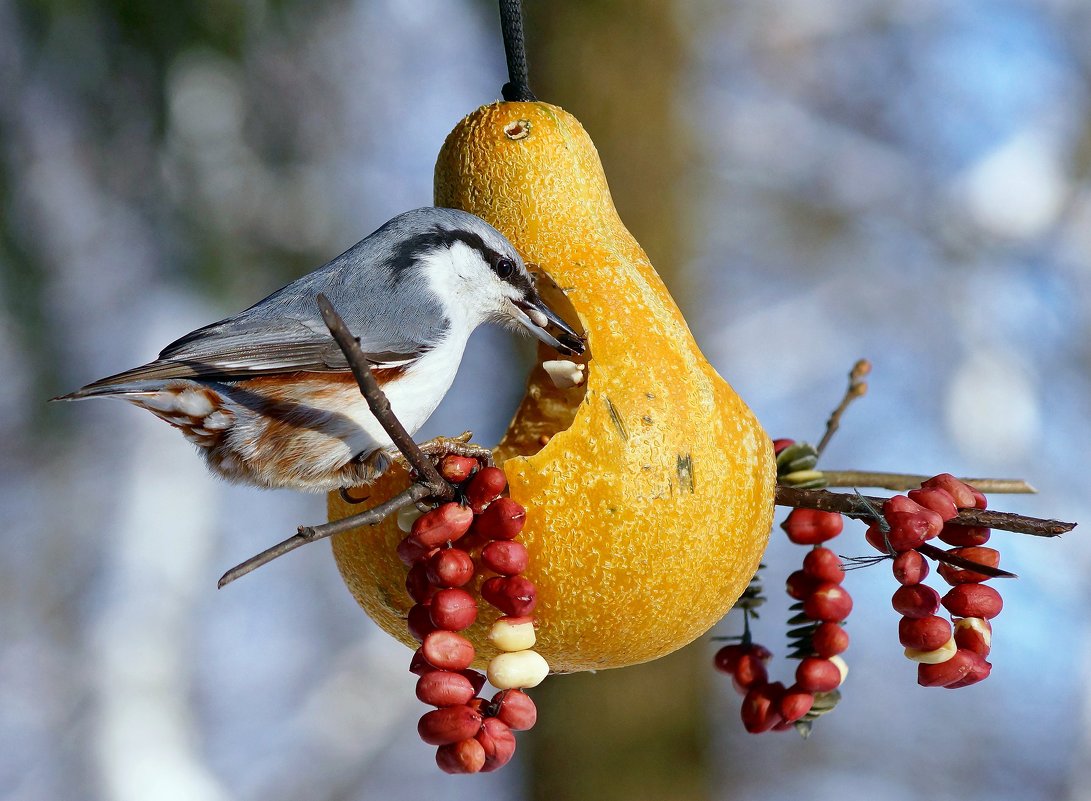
[387,225,529,289]
[436,228,527,284]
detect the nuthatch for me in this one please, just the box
[57,207,585,491]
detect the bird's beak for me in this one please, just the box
[510,294,586,356]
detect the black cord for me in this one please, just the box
[499,0,536,102]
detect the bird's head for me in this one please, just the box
[391,208,585,356]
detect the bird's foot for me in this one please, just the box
[339,449,393,504]
[416,431,495,467]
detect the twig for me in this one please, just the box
[815,359,870,457]
[316,294,454,500]
[218,484,431,588]
[916,542,1017,580]
[820,471,1036,495]
[218,296,459,588]
[775,485,1076,538]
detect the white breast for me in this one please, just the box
[329,241,486,456]
[359,333,468,441]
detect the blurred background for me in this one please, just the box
[3,0,1090,799]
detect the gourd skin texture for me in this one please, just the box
[330,102,775,673]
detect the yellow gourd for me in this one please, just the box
[330,102,775,673]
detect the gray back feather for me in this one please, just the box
[65,208,516,397]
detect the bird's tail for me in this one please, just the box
[51,362,191,401]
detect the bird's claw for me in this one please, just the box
[415,433,495,468]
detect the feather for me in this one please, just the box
[54,207,525,400]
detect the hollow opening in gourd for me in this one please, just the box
[495,270,590,464]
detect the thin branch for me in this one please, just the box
[917,542,1017,580]
[775,485,1076,538]
[316,294,453,500]
[218,484,431,588]
[820,471,1036,495]
[815,359,870,457]
[218,296,461,588]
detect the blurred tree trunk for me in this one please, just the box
[524,0,693,296]
[522,3,710,800]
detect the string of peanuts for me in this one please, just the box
[398,457,546,774]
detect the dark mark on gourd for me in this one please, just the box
[604,395,628,441]
[677,453,695,493]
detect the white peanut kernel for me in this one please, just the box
[904,637,957,664]
[488,619,537,652]
[828,654,849,685]
[543,359,586,389]
[397,505,425,533]
[487,649,550,689]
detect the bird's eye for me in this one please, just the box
[495,258,516,279]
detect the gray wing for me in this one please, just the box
[61,315,427,398]
[61,212,453,398]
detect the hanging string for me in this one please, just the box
[499,0,536,101]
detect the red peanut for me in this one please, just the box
[460,669,487,696]
[397,535,434,567]
[777,686,815,724]
[438,455,479,484]
[741,682,785,734]
[803,582,853,622]
[421,630,476,671]
[481,540,529,576]
[426,548,475,588]
[409,647,435,676]
[941,584,1003,619]
[418,705,484,746]
[474,497,527,541]
[892,550,930,585]
[411,503,475,548]
[917,648,977,688]
[938,524,991,547]
[408,603,437,643]
[802,547,845,584]
[714,643,771,675]
[907,487,959,521]
[416,670,476,707]
[865,524,890,553]
[781,509,844,545]
[945,653,992,688]
[891,584,940,618]
[481,575,537,616]
[811,622,850,657]
[492,689,538,731]
[731,653,769,694]
[429,588,478,632]
[465,467,507,513]
[898,615,953,650]
[436,737,486,774]
[795,657,842,693]
[405,562,437,604]
[885,515,942,553]
[936,546,1000,585]
[477,717,517,772]
[953,617,992,656]
[785,570,818,601]
[921,474,978,508]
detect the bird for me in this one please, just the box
[56,207,585,492]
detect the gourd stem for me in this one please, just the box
[499,0,536,101]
